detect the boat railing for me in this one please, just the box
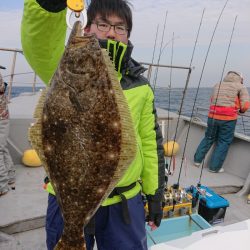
[0,47,38,101]
[140,62,192,82]
[139,62,250,137]
[193,106,250,136]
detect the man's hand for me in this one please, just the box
[147,200,163,231]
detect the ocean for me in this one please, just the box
[10,86,250,136]
[154,87,250,136]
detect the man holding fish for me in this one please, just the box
[21,0,165,249]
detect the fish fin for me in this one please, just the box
[100,49,137,197]
[28,88,49,174]
[33,88,48,118]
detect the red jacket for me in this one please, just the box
[208,71,250,120]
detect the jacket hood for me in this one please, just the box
[121,41,147,78]
[223,71,242,83]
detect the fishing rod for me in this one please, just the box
[147,36,180,82]
[165,32,174,175]
[167,8,205,184]
[174,0,230,187]
[197,15,237,185]
[210,16,238,119]
[152,10,168,92]
[147,24,159,82]
[161,35,180,57]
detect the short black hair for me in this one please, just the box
[87,0,133,37]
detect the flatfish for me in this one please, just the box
[29,21,136,249]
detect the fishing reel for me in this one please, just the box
[185,184,206,209]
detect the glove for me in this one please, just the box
[239,109,245,114]
[147,200,163,229]
[37,0,67,13]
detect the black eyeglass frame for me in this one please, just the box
[92,21,128,35]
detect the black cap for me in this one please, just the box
[0,65,6,69]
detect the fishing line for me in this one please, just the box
[174,0,230,187]
[188,214,203,230]
[167,8,205,184]
[152,10,168,92]
[167,32,174,146]
[148,24,159,82]
[197,15,237,184]
[211,16,238,120]
[146,229,157,245]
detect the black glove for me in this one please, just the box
[37,0,67,13]
[147,200,163,227]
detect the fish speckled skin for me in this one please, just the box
[29,22,136,249]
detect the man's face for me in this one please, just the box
[85,14,129,44]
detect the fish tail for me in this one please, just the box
[54,235,86,250]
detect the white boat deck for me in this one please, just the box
[8,91,44,118]
[167,157,245,194]
[1,91,250,249]
[0,164,47,234]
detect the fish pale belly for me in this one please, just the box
[29,22,136,249]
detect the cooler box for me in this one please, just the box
[198,186,229,225]
[146,214,211,247]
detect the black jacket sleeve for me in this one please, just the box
[36,0,66,12]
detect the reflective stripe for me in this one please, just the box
[45,182,56,196]
[107,39,117,64]
[115,42,127,81]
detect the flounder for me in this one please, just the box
[29,21,136,249]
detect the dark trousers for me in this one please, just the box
[46,193,147,250]
[194,118,237,171]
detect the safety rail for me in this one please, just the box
[194,106,250,136]
[1,48,250,136]
[0,47,38,101]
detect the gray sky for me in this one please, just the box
[0,0,250,88]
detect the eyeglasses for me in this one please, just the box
[92,22,128,35]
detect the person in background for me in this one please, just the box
[194,71,250,173]
[0,67,15,196]
[21,0,165,249]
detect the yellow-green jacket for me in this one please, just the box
[21,0,165,206]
